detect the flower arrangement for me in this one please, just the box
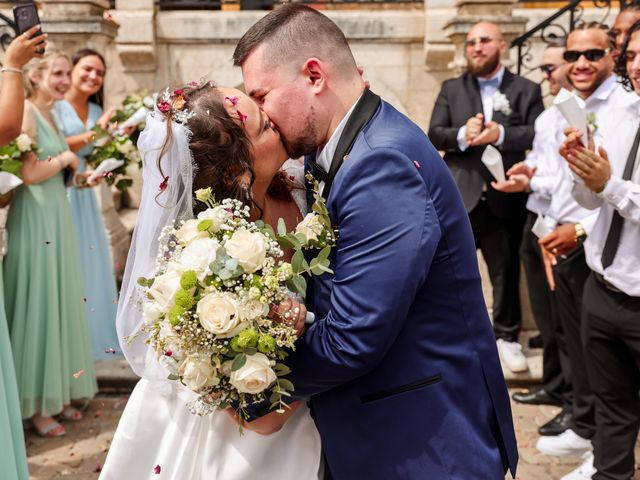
[136,183,335,419]
[88,129,139,191]
[0,134,38,206]
[492,91,512,116]
[586,111,598,136]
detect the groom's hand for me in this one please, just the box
[271,298,307,336]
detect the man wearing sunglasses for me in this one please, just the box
[429,22,544,376]
[494,41,575,435]
[559,19,640,480]
[532,22,636,480]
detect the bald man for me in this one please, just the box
[429,22,544,374]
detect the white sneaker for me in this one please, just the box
[496,339,528,372]
[536,429,593,457]
[561,452,596,480]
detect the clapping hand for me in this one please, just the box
[566,147,611,194]
[491,173,530,193]
[506,162,537,179]
[469,120,500,146]
[465,114,484,144]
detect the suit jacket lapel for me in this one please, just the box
[321,89,381,199]
[465,72,484,117]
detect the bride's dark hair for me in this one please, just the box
[156,81,293,216]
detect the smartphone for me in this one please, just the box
[13,3,43,38]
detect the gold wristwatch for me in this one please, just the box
[574,223,587,244]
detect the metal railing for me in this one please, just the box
[511,0,628,76]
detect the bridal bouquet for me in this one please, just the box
[137,185,334,418]
[0,134,38,205]
[88,129,139,191]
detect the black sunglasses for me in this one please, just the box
[563,48,611,62]
[540,64,558,75]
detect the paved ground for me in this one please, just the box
[24,387,640,479]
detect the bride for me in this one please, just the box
[99,81,322,479]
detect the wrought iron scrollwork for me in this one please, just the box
[511,0,624,78]
[0,12,18,54]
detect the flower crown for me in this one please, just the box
[156,80,214,125]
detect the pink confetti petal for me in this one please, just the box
[164,350,173,357]
[225,96,239,106]
[94,464,102,473]
[73,369,85,379]
[159,176,169,192]
[104,348,116,355]
[289,175,296,182]
[413,161,421,169]
[154,465,162,474]
[188,81,199,87]
[236,110,247,123]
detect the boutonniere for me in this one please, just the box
[586,111,598,135]
[492,91,512,116]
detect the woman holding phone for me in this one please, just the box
[0,26,46,475]
[3,49,97,438]
[54,49,121,360]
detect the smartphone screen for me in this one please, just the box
[13,3,43,37]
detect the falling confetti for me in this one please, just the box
[154,465,162,475]
[413,161,421,169]
[83,297,87,303]
[45,241,52,245]
[225,96,239,106]
[73,369,85,379]
[289,175,296,182]
[159,176,169,192]
[104,348,116,355]
[94,464,102,473]
[164,350,173,357]
[236,110,247,123]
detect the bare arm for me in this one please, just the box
[228,401,302,435]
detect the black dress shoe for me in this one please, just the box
[538,410,573,436]
[512,388,562,407]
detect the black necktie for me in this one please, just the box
[601,122,640,268]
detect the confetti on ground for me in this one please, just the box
[94,464,102,473]
[154,465,161,474]
[73,369,85,379]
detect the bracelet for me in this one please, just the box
[1,67,23,74]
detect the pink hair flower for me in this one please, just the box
[159,175,169,192]
[188,81,199,87]
[236,110,247,123]
[158,101,172,113]
[174,88,184,95]
[154,465,162,475]
[225,96,239,106]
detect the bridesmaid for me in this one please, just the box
[0,26,47,478]
[54,49,121,360]
[4,50,97,437]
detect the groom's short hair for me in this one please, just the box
[233,4,357,74]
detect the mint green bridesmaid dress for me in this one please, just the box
[0,264,29,479]
[3,107,97,419]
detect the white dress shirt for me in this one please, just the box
[524,106,566,215]
[543,76,634,234]
[316,94,362,192]
[572,93,640,296]
[456,66,506,152]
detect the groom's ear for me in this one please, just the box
[302,58,326,94]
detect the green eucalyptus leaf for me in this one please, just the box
[291,249,304,274]
[231,353,247,372]
[277,378,295,392]
[277,218,287,236]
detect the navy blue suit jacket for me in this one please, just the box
[285,98,518,479]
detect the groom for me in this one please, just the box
[233,5,517,479]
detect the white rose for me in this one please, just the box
[178,356,219,391]
[148,269,182,309]
[176,237,219,281]
[224,229,267,273]
[15,134,32,152]
[229,353,277,394]
[295,213,323,242]
[116,139,134,155]
[175,219,208,245]
[142,301,164,325]
[197,206,231,233]
[241,299,269,321]
[143,96,155,109]
[196,292,246,338]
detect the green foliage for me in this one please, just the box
[257,333,276,354]
[236,328,259,349]
[168,304,185,326]
[174,289,194,309]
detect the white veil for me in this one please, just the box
[116,107,195,380]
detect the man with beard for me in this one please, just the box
[429,22,544,374]
[530,22,635,480]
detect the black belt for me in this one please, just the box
[594,272,624,294]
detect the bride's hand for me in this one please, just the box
[271,297,307,335]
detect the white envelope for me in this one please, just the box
[481,145,506,182]
[531,213,553,239]
[88,158,125,183]
[116,106,150,135]
[0,172,23,195]
[553,88,587,146]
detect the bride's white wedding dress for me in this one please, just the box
[100,153,322,479]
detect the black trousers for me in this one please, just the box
[582,273,640,480]
[553,245,594,439]
[520,212,569,404]
[469,199,525,342]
